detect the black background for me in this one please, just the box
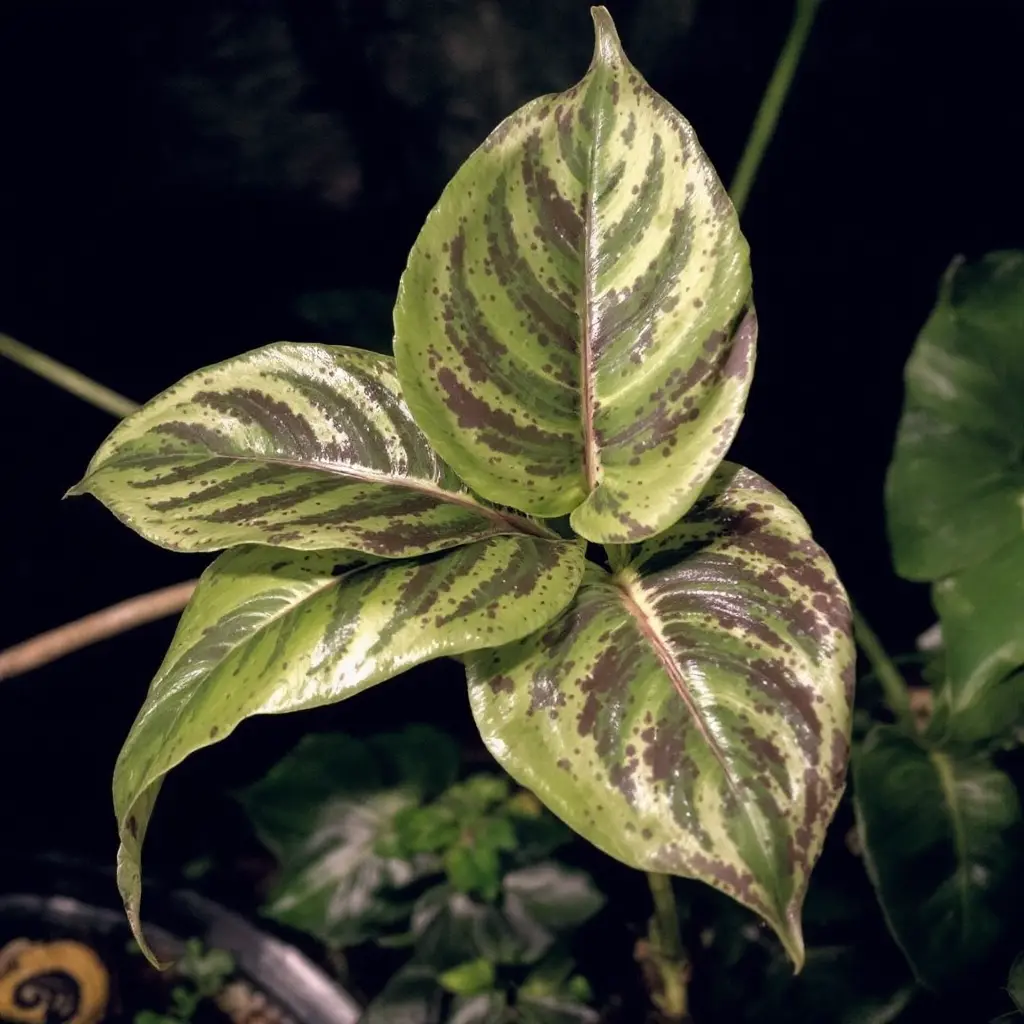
[1,0,1022,883]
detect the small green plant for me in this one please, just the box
[238,726,604,1022]
[130,938,234,1024]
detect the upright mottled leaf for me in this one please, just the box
[70,342,550,558]
[854,726,1022,989]
[394,7,754,542]
[930,539,1024,746]
[886,252,1024,581]
[467,464,853,968]
[114,535,584,962]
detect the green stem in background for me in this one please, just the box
[645,872,689,1020]
[851,603,913,725]
[0,332,139,418]
[729,0,821,216]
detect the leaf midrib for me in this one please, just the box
[579,86,601,494]
[91,447,556,541]
[613,571,776,882]
[929,749,973,940]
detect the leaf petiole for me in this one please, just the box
[851,603,913,728]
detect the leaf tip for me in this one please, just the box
[774,909,806,975]
[589,6,627,67]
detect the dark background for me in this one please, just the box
[1,0,1022,880]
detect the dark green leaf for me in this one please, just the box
[71,342,554,558]
[886,252,1024,581]
[931,540,1024,747]
[370,725,463,801]
[237,732,449,947]
[114,536,584,962]
[853,725,1022,989]
[394,7,754,542]
[468,464,854,967]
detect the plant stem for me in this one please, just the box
[729,0,821,217]
[851,602,912,725]
[605,544,633,573]
[0,581,197,681]
[645,872,689,1020]
[0,332,139,418]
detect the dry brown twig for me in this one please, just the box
[0,581,197,681]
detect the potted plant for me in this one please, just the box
[2,3,1022,1021]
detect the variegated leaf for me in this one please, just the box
[466,464,853,968]
[70,342,551,558]
[114,535,585,963]
[394,7,754,542]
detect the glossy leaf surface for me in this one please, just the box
[114,535,585,960]
[71,342,549,557]
[468,464,854,967]
[930,539,1024,746]
[886,252,1024,580]
[394,7,754,541]
[853,725,1022,989]
[238,728,459,946]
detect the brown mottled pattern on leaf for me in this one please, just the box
[466,463,853,967]
[114,535,585,962]
[395,9,754,542]
[71,343,550,558]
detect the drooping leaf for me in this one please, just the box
[467,463,854,968]
[394,7,754,542]
[853,725,1022,990]
[114,535,585,962]
[236,728,459,947]
[885,252,1024,581]
[930,538,1024,747]
[70,342,551,558]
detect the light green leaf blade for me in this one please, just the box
[70,342,550,557]
[114,535,585,963]
[930,536,1024,747]
[885,251,1024,581]
[467,464,854,968]
[394,7,754,542]
[853,725,1022,990]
